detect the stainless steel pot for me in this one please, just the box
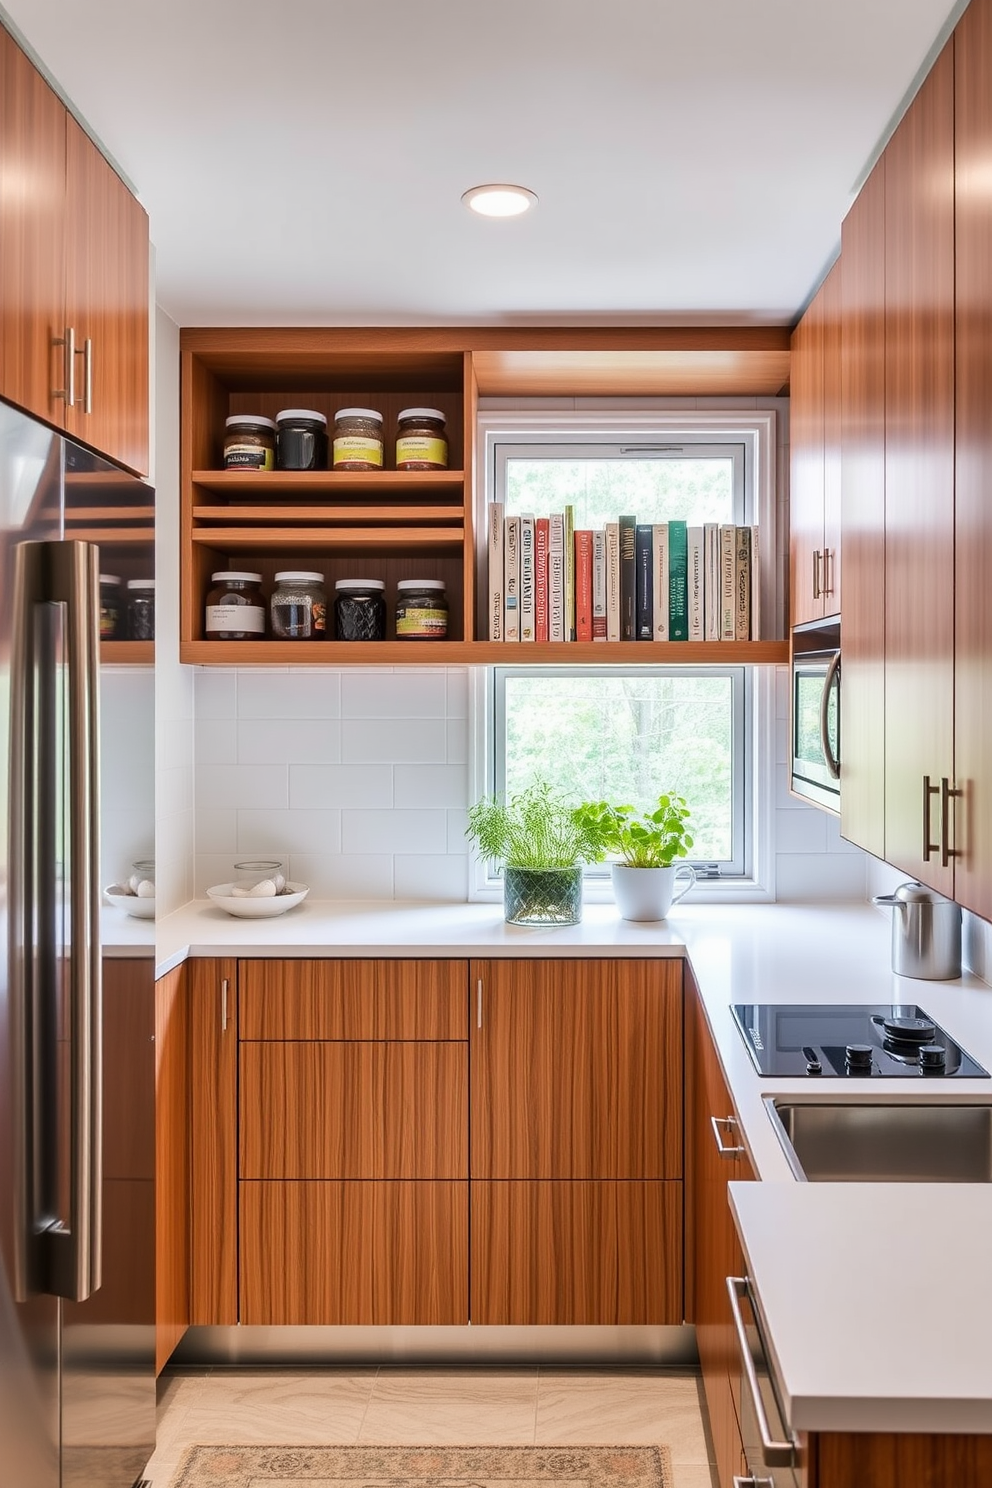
[872,880,962,980]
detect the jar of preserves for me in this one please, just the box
[275,409,328,471]
[395,579,448,639]
[269,571,327,640]
[223,414,276,470]
[205,571,266,640]
[395,408,448,470]
[332,408,384,470]
[334,579,386,641]
[126,579,155,640]
[100,574,122,640]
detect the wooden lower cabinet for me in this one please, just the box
[810,1432,992,1487]
[189,957,238,1324]
[155,964,190,1373]
[470,1180,681,1325]
[240,1181,468,1325]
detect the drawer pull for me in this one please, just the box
[477,979,483,1029]
[727,1276,796,1467]
[733,1478,774,1488]
[221,978,229,1033]
[711,1114,744,1157]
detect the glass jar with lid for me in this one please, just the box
[395,408,448,470]
[275,409,328,471]
[126,579,155,640]
[223,414,276,470]
[334,579,386,640]
[205,571,266,640]
[395,579,448,639]
[100,574,122,639]
[269,571,327,640]
[332,408,384,470]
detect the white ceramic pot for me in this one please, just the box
[610,862,696,922]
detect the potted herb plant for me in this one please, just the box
[575,793,695,922]
[466,779,600,926]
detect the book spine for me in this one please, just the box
[504,515,520,641]
[520,514,535,641]
[619,515,637,641]
[735,525,751,641]
[548,513,565,643]
[719,524,736,640]
[564,504,576,640]
[592,529,608,640]
[535,517,550,643]
[668,520,688,641]
[635,525,654,639]
[687,526,704,641]
[750,524,760,641]
[704,523,719,641]
[575,530,594,641]
[488,501,504,641]
[652,523,669,641]
[606,522,621,642]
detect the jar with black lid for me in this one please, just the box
[332,409,384,470]
[126,579,155,640]
[395,579,448,639]
[270,571,327,639]
[100,574,122,640]
[275,409,328,471]
[334,579,386,641]
[224,415,276,470]
[205,571,266,640]
[395,408,448,470]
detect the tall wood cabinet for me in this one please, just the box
[790,259,842,627]
[0,22,149,475]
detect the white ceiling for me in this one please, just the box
[3,0,964,328]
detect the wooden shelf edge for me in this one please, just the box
[192,469,466,492]
[190,527,464,548]
[102,640,154,664]
[192,505,465,524]
[179,639,788,666]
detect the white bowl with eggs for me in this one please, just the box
[104,883,156,919]
[206,880,309,918]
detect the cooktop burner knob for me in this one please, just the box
[919,1043,947,1070]
[845,1042,874,1073]
[802,1045,822,1075]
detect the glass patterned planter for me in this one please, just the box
[503,865,583,926]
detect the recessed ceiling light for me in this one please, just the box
[462,184,537,218]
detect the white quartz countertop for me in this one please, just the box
[153,892,992,1433]
[100,903,155,957]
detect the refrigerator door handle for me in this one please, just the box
[10,541,102,1303]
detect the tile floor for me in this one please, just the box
[145,1368,716,1488]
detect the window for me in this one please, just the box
[473,412,777,893]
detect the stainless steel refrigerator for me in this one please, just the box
[0,398,156,1488]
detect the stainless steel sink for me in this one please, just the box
[766,1098,992,1182]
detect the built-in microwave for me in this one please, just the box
[791,617,840,812]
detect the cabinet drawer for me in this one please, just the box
[240,1180,468,1325]
[240,1041,468,1179]
[470,1180,682,1326]
[239,958,468,1040]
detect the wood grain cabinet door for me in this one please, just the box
[789,288,826,627]
[188,958,238,1324]
[239,957,468,1040]
[0,25,66,427]
[470,958,682,1180]
[63,115,149,476]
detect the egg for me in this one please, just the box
[128,873,142,894]
[248,879,277,897]
[230,885,250,898]
[136,880,155,898]
[272,872,286,893]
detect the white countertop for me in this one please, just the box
[153,892,992,1434]
[100,904,155,957]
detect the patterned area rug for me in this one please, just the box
[167,1444,674,1488]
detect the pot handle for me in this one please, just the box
[872,893,904,913]
[671,864,696,906]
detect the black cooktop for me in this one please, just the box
[732,1003,989,1078]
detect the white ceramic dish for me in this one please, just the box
[207,881,309,918]
[104,884,156,920]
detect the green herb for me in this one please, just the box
[466,779,601,870]
[574,793,693,869]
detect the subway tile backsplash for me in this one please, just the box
[192,664,865,902]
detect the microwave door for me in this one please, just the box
[793,657,840,808]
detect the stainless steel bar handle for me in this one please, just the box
[53,325,76,406]
[727,1276,796,1467]
[940,777,962,868]
[923,775,940,862]
[733,1478,774,1488]
[819,649,841,781]
[77,338,94,414]
[710,1114,745,1158]
[221,978,229,1032]
[822,546,832,596]
[477,979,483,1029]
[54,541,103,1301]
[811,549,821,600]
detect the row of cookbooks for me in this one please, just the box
[487,503,760,642]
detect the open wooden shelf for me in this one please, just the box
[192,469,465,497]
[190,526,464,550]
[193,505,464,525]
[102,640,154,664]
[180,639,789,667]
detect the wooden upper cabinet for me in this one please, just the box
[883,39,955,895]
[0,25,66,427]
[840,158,886,861]
[954,0,992,922]
[790,259,842,629]
[470,958,682,1180]
[821,258,842,614]
[63,117,149,476]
